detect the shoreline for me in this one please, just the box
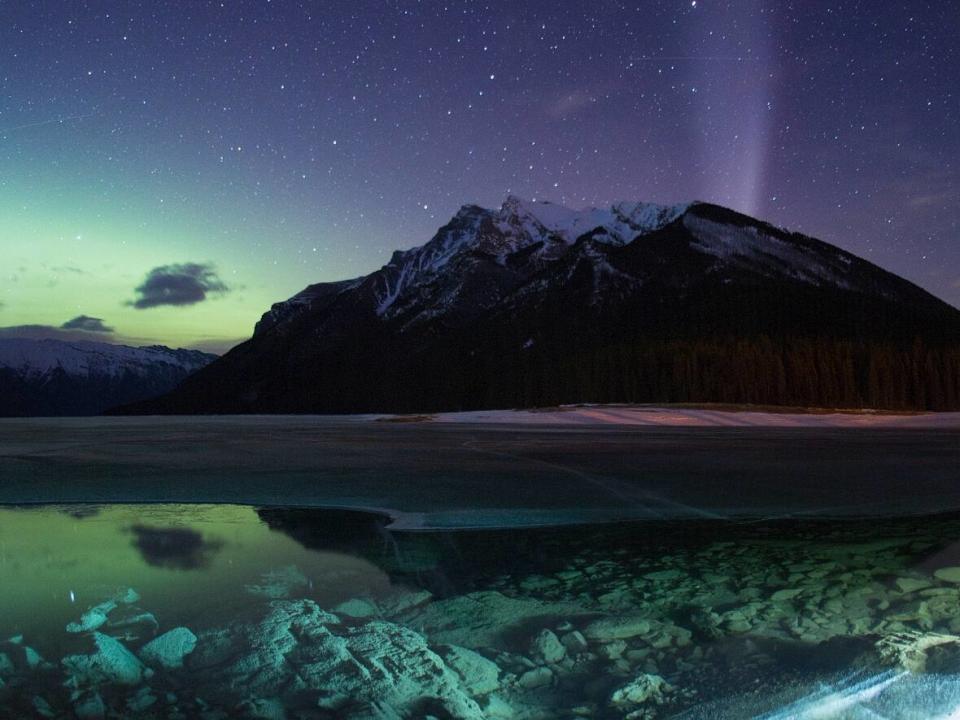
[379,404,960,428]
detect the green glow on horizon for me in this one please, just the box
[0,158,381,352]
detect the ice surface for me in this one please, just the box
[0,414,958,529]
[426,405,960,428]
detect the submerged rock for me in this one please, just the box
[895,577,933,593]
[379,588,434,616]
[126,686,158,712]
[116,588,141,604]
[583,616,652,642]
[108,609,159,631]
[518,666,552,689]
[877,630,960,673]
[244,565,309,599]
[24,645,44,669]
[73,692,107,720]
[440,645,501,696]
[32,696,55,718]
[66,601,117,634]
[561,631,589,655]
[332,597,378,619]
[934,567,960,584]
[63,632,145,686]
[140,627,197,669]
[530,629,565,664]
[404,591,588,648]
[610,673,672,708]
[236,697,286,719]
[189,599,493,719]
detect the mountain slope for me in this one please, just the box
[0,338,215,416]
[125,198,960,414]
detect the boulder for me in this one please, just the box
[66,601,117,634]
[190,600,492,719]
[610,673,672,708]
[332,598,378,619]
[440,645,501,696]
[934,568,960,584]
[63,632,144,686]
[530,629,565,664]
[896,577,933,594]
[126,687,157,712]
[560,631,589,655]
[24,646,44,669]
[140,627,197,669]
[583,616,651,642]
[73,692,106,720]
[115,588,140,604]
[518,666,552,689]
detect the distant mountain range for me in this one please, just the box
[123,198,960,414]
[0,338,215,416]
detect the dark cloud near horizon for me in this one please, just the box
[129,262,229,309]
[61,315,114,333]
[0,324,113,342]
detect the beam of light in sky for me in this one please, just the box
[687,0,776,218]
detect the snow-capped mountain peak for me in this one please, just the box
[252,195,957,353]
[496,195,690,246]
[373,196,692,315]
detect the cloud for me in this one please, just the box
[0,324,115,342]
[61,315,114,333]
[0,314,117,342]
[129,262,229,309]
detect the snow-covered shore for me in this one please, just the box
[409,405,960,428]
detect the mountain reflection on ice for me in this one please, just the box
[4,505,960,718]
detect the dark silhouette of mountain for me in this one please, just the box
[0,338,215,416]
[122,198,960,414]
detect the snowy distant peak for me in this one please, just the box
[0,338,215,378]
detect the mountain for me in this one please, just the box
[0,338,216,416]
[124,198,960,414]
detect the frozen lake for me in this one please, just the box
[2,415,960,718]
[0,415,957,528]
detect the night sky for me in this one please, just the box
[1,1,957,352]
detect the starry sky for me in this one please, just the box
[1,1,957,352]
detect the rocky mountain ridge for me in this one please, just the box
[125,198,960,414]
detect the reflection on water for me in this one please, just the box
[129,525,224,570]
[4,505,960,718]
